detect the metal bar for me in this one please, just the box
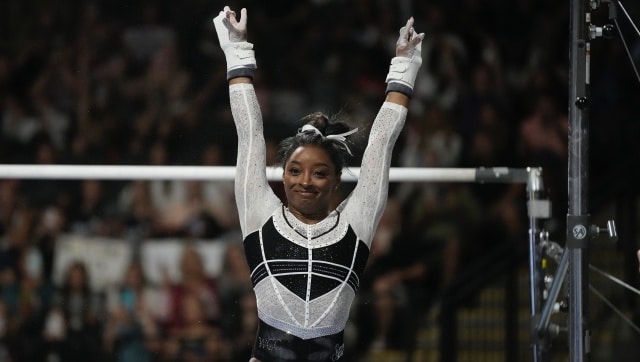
[567,0,591,360]
[527,168,548,362]
[0,165,526,183]
[536,250,570,336]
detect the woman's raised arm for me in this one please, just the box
[343,17,425,245]
[213,6,279,237]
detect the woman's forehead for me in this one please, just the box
[288,145,333,164]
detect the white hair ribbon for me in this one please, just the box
[299,124,359,156]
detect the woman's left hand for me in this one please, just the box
[395,17,425,59]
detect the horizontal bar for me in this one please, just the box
[0,164,530,183]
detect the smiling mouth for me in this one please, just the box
[297,190,317,198]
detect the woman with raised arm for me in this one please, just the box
[214,6,424,362]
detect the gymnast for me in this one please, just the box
[214,6,424,361]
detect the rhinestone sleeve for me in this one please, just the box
[342,102,407,246]
[229,83,282,237]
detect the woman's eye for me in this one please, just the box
[314,171,327,178]
[288,168,300,175]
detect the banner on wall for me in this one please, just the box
[140,239,229,285]
[53,234,233,290]
[53,234,133,291]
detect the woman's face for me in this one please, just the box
[67,264,87,290]
[283,145,340,223]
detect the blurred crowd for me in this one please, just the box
[0,0,637,361]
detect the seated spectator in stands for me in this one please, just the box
[67,179,117,236]
[217,242,256,361]
[227,288,259,362]
[1,96,40,152]
[117,180,156,240]
[354,271,413,359]
[354,197,423,358]
[162,292,229,361]
[518,93,568,237]
[217,242,251,315]
[145,141,212,238]
[0,300,9,359]
[163,244,221,331]
[103,261,161,362]
[0,180,21,237]
[12,244,53,361]
[30,205,68,291]
[154,180,224,238]
[199,143,240,237]
[20,137,71,209]
[0,191,24,287]
[43,261,105,362]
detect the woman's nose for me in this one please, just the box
[300,172,312,186]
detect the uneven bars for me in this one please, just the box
[0,165,532,183]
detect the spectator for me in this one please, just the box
[518,93,568,237]
[67,179,117,236]
[162,292,228,361]
[117,180,156,241]
[43,261,105,362]
[153,180,218,238]
[163,244,221,331]
[11,244,54,361]
[354,274,414,360]
[103,261,161,362]
[1,97,40,152]
[199,143,240,237]
[217,242,256,361]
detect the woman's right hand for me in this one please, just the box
[216,6,248,43]
[385,16,425,99]
[395,17,425,59]
[213,6,256,79]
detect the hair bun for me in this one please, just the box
[301,112,330,133]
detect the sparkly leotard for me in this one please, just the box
[230,83,407,360]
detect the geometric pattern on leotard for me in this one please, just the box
[243,205,372,339]
[244,206,369,301]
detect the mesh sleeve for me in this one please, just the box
[229,83,281,237]
[342,102,407,246]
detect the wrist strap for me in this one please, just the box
[385,82,413,98]
[222,41,257,80]
[227,67,255,81]
[385,56,420,98]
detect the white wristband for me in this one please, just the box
[213,13,257,79]
[222,41,256,80]
[385,56,421,97]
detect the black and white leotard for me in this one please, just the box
[230,83,407,358]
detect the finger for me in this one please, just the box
[224,6,238,23]
[399,18,413,36]
[409,32,425,46]
[406,17,414,30]
[238,8,248,28]
[228,12,238,25]
[224,6,233,18]
[399,18,415,41]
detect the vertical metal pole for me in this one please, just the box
[567,0,591,361]
[527,168,546,362]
